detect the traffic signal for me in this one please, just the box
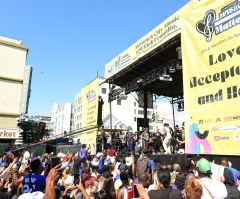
[39,122,46,137]
[152,113,155,122]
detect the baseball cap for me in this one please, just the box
[32,157,39,162]
[142,147,149,154]
[196,159,212,174]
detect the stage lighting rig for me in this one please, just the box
[169,66,176,73]
[159,75,172,81]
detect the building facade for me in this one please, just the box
[0,36,32,143]
[51,102,74,137]
[74,79,173,134]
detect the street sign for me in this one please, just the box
[39,116,51,121]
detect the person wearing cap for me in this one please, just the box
[196,158,227,199]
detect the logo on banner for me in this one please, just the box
[234,135,240,140]
[199,119,213,125]
[86,90,96,103]
[224,115,240,122]
[222,125,240,132]
[196,1,240,41]
[214,136,229,141]
[211,127,220,132]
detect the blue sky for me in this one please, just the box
[2,0,188,124]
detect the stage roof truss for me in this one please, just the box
[124,58,182,96]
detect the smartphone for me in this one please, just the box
[28,159,31,164]
[74,173,80,186]
[127,185,139,199]
[51,157,61,168]
[9,177,12,183]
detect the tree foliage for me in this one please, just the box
[19,121,53,144]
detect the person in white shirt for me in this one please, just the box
[57,148,66,160]
[163,123,172,154]
[196,158,228,199]
[58,166,74,186]
[21,146,31,164]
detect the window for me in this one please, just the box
[102,88,107,94]
[138,110,144,115]
[117,99,121,105]
[149,119,152,123]
[134,109,136,114]
[134,117,136,122]
[150,126,153,130]
[147,111,152,116]
[134,102,136,107]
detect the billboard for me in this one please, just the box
[182,0,240,155]
[104,1,199,79]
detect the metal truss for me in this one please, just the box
[108,87,125,102]
[124,58,182,95]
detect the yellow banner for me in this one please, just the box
[80,77,99,154]
[80,128,98,155]
[81,77,99,128]
[104,2,199,79]
[182,0,240,155]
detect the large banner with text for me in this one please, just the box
[81,77,99,153]
[182,0,240,155]
[104,1,201,79]
[82,77,99,128]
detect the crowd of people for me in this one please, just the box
[97,123,185,155]
[0,124,239,199]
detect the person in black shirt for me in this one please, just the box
[96,132,103,152]
[148,168,182,199]
[171,125,181,154]
[153,129,162,154]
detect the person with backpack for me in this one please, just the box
[135,147,155,184]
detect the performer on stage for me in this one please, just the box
[153,128,162,154]
[119,132,126,151]
[127,132,133,151]
[96,132,103,152]
[142,128,149,147]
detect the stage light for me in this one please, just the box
[176,63,182,70]
[169,67,176,73]
[159,75,172,81]
[137,79,143,83]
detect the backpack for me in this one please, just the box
[136,158,150,176]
